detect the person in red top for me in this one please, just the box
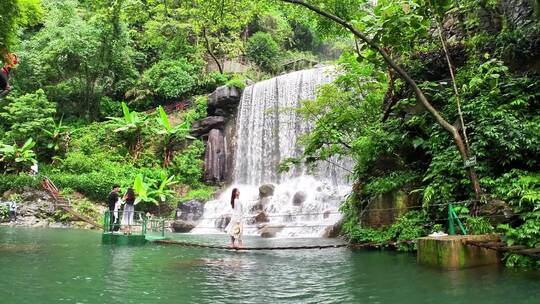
[1,53,17,97]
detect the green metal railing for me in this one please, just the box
[102,210,165,237]
[448,203,468,235]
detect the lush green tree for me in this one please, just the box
[142,59,201,101]
[15,0,137,119]
[246,32,280,71]
[0,89,55,143]
[107,102,146,159]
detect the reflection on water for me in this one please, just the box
[1,228,540,304]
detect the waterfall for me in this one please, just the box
[192,66,352,237]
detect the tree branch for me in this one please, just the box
[202,27,223,74]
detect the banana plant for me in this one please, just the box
[0,138,37,173]
[133,174,156,205]
[148,171,178,203]
[154,106,195,167]
[107,102,146,159]
[42,116,70,159]
[133,172,177,205]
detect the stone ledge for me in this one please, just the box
[417,234,501,270]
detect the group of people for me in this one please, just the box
[107,185,136,235]
[105,185,245,246]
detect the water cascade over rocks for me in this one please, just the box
[192,66,352,237]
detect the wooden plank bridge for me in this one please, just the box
[153,239,348,250]
[464,240,540,258]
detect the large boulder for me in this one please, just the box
[215,214,231,230]
[247,212,269,225]
[292,191,307,206]
[191,116,225,137]
[171,220,196,233]
[322,221,342,238]
[176,200,204,221]
[257,224,284,238]
[207,85,242,115]
[259,184,275,198]
[478,199,519,226]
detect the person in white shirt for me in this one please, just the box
[225,188,244,248]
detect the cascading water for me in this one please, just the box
[192,66,352,237]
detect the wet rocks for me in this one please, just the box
[190,116,225,137]
[171,220,196,233]
[292,191,307,206]
[257,224,284,238]
[259,184,275,198]
[215,214,231,230]
[478,199,519,226]
[176,200,204,221]
[203,129,227,184]
[322,221,342,238]
[207,85,242,115]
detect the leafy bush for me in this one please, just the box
[225,74,247,90]
[179,185,216,203]
[0,89,55,143]
[0,174,40,193]
[342,211,429,251]
[143,58,200,100]
[0,138,37,173]
[170,140,205,185]
[246,32,279,71]
[0,204,9,220]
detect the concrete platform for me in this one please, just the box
[417,234,501,270]
[102,233,147,245]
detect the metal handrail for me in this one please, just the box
[103,210,165,237]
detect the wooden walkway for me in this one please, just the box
[464,240,540,258]
[153,239,348,251]
[42,176,102,230]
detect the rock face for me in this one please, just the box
[194,85,243,184]
[322,221,342,238]
[203,129,228,183]
[207,85,242,115]
[259,184,275,198]
[292,191,307,206]
[478,199,519,226]
[191,116,225,137]
[172,200,205,233]
[360,185,420,228]
[176,200,204,221]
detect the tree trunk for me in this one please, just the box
[281,0,482,202]
[202,27,224,74]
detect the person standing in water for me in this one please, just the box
[226,188,244,248]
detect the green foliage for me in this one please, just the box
[465,216,494,234]
[0,89,55,143]
[246,32,280,71]
[170,140,205,185]
[0,174,40,194]
[0,138,37,173]
[143,59,200,100]
[342,211,429,251]
[225,75,247,90]
[16,0,137,119]
[41,116,69,158]
[179,185,216,203]
[0,204,9,220]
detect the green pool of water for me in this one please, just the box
[1,227,539,304]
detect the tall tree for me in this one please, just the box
[281,0,482,203]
